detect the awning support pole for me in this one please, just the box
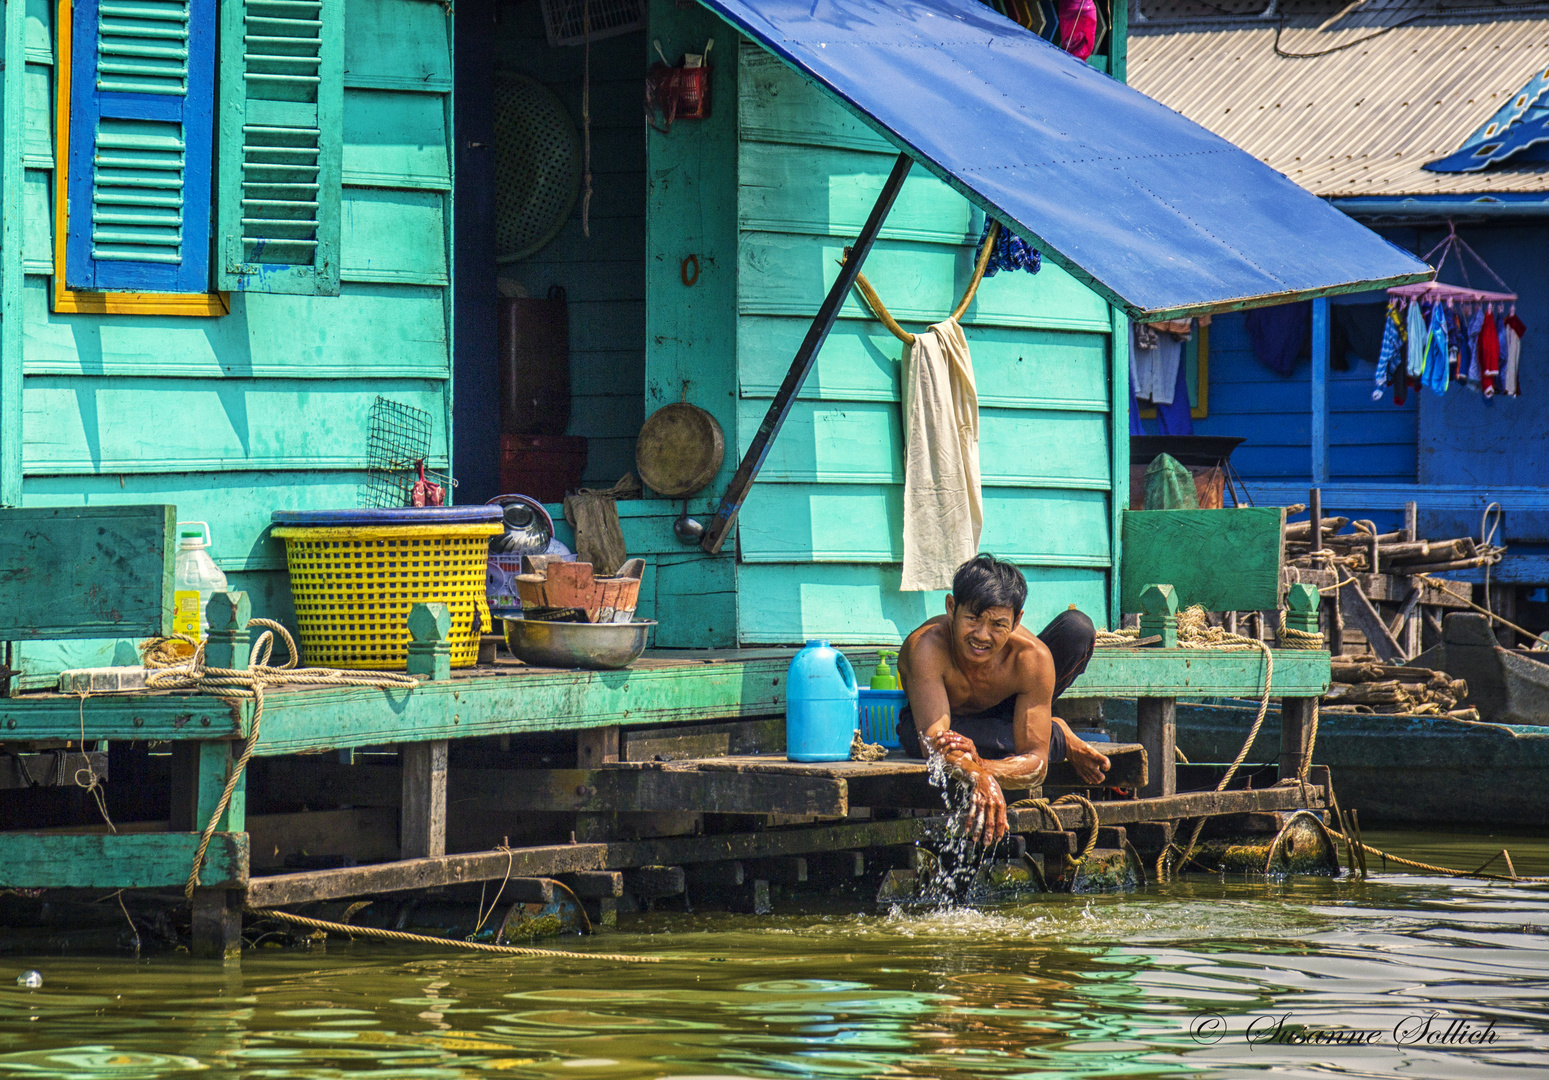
[1310,297,1330,484]
[700,151,915,555]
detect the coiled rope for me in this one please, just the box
[142,621,420,899]
[1009,792,1100,871]
[246,907,663,962]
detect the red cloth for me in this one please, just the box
[1057,0,1098,60]
[1479,310,1501,396]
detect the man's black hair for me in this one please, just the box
[951,553,1027,617]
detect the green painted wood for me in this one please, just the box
[194,740,245,832]
[24,0,50,53]
[3,0,26,506]
[1108,305,1130,627]
[0,504,174,639]
[22,279,450,378]
[344,0,450,88]
[23,169,50,271]
[643,0,742,541]
[342,89,451,191]
[0,832,248,888]
[1119,508,1287,615]
[22,63,51,165]
[739,233,1111,331]
[736,485,1111,565]
[738,319,1110,408]
[1110,0,1129,84]
[738,43,894,154]
[216,0,344,294]
[736,563,1110,644]
[1071,647,1330,698]
[733,400,1111,487]
[340,188,448,285]
[653,554,737,648]
[22,378,446,473]
[740,141,976,244]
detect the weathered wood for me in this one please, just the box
[626,865,687,900]
[406,603,452,682]
[623,729,732,761]
[400,740,447,860]
[248,807,398,869]
[0,505,175,639]
[1069,648,1329,697]
[457,766,848,817]
[748,857,808,885]
[0,832,248,889]
[577,726,620,768]
[1022,830,1078,857]
[1335,569,1406,663]
[1009,784,1324,832]
[1136,698,1176,799]
[171,741,244,834]
[191,888,242,961]
[1120,508,1285,615]
[1280,697,1316,780]
[0,750,105,789]
[1283,515,1347,540]
[564,870,624,898]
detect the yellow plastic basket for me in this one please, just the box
[271,523,503,670]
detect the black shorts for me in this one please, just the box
[897,607,1095,762]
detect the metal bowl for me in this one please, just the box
[503,618,656,670]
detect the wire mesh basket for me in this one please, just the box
[539,0,646,47]
[359,397,456,509]
[493,74,581,263]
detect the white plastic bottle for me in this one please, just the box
[172,522,229,639]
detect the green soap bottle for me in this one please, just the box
[870,651,899,690]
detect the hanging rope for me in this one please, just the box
[142,621,420,899]
[1008,792,1100,871]
[846,221,1001,345]
[247,907,663,962]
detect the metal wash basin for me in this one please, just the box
[502,618,656,670]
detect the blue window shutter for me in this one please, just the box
[214,0,343,296]
[66,0,216,293]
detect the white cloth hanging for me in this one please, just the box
[1130,322,1182,405]
[900,318,982,592]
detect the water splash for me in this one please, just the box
[913,751,1008,907]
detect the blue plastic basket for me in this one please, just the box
[858,688,906,748]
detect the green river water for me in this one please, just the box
[1,828,1545,1079]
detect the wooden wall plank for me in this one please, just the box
[739,318,1110,407]
[1119,508,1286,615]
[23,65,51,165]
[22,279,450,377]
[738,43,894,154]
[341,188,448,285]
[734,400,1112,487]
[653,553,737,648]
[0,505,174,638]
[737,485,1112,565]
[0,833,247,889]
[739,233,1111,331]
[22,378,447,473]
[736,563,1111,644]
[344,0,450,88]
[342,89,450,190]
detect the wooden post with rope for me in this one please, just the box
[402,603,451,861]
[1280,584,1322,783]
[187,591,249,961]
[1136,584,1180,800]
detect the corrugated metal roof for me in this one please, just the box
[1128,8,1549,196]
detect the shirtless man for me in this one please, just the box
[897,553,1111,846]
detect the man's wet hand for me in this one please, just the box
[931,730,980,762]
[1067,735,1110,785]
[966,770,1009,847]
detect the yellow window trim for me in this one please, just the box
[52,0,229,317]
[1139,321,1210,420]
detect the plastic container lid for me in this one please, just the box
[271,507,503,526]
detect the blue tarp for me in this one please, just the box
[703,0,1433,319]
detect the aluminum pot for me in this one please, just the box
[503,618,655,670]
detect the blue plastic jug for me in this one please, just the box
[786,640,859,762]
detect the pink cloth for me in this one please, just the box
[1057,0,1097,60]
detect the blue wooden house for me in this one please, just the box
[1,0,1425,683]
[1129,0,1549,594]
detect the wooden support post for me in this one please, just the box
[577,726,619,767]
[1280,697,1316,783]
[1136,698,1176,799]
[701,151,914,553]
[1138,584,1178,648]
[407,603,452,682]
[400,741,447,860]
[191,888,242,961]
[1309,488,1322,555]
[1285,583,1320,638]
[1310,300,1329,483]
[1403,501,1421,657]
[205,592,251,670]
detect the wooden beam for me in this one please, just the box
[0,751,105,790]
[191,888,242,961]
[1280,697,1316,780]
[1136,699,1175,799]
[457,766,848,817]
[1120,509,1285,615]
[0,832,248,889]
[1336,568,1406,663]
[400,741,447,860]
[577,726,619,768]
[1070,647,1329,697]
[701,151,915,554]
[1008,784,1324,832]
[1311,300,1330,483]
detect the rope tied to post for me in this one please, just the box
[1009,792,1100,871]
[142,619,420,899]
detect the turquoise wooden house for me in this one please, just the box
[0,0,1424,681]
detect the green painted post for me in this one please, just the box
[205,592,251,671]
[1138,583,1178,648]
[1,0,25,506]
[1285,584,1321,637]
[407,602,452,682]
[1109,0,1129,84]
[1109,305,1130,629]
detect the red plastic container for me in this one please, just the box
[499,433,588,504]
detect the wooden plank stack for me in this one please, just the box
[1324,661,1474,718]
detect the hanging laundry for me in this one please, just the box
[1245,301,1311,376]
[976,219,1042,277]
[1465,308,1485,386]
[1155,351,1194,435]
[1372,301,1404,401]
[1478,309,1501,397]
[1333,302,1387,367]
[1129,321,1183,405]
[1503,313,1527,396]
[1446,308,1463,382]
[900,318,982,592]
[1055,0,1097,59]
[1405,300,1428,378]
[1421,301,1450,394]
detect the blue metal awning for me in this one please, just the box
[700,0,1433,319]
